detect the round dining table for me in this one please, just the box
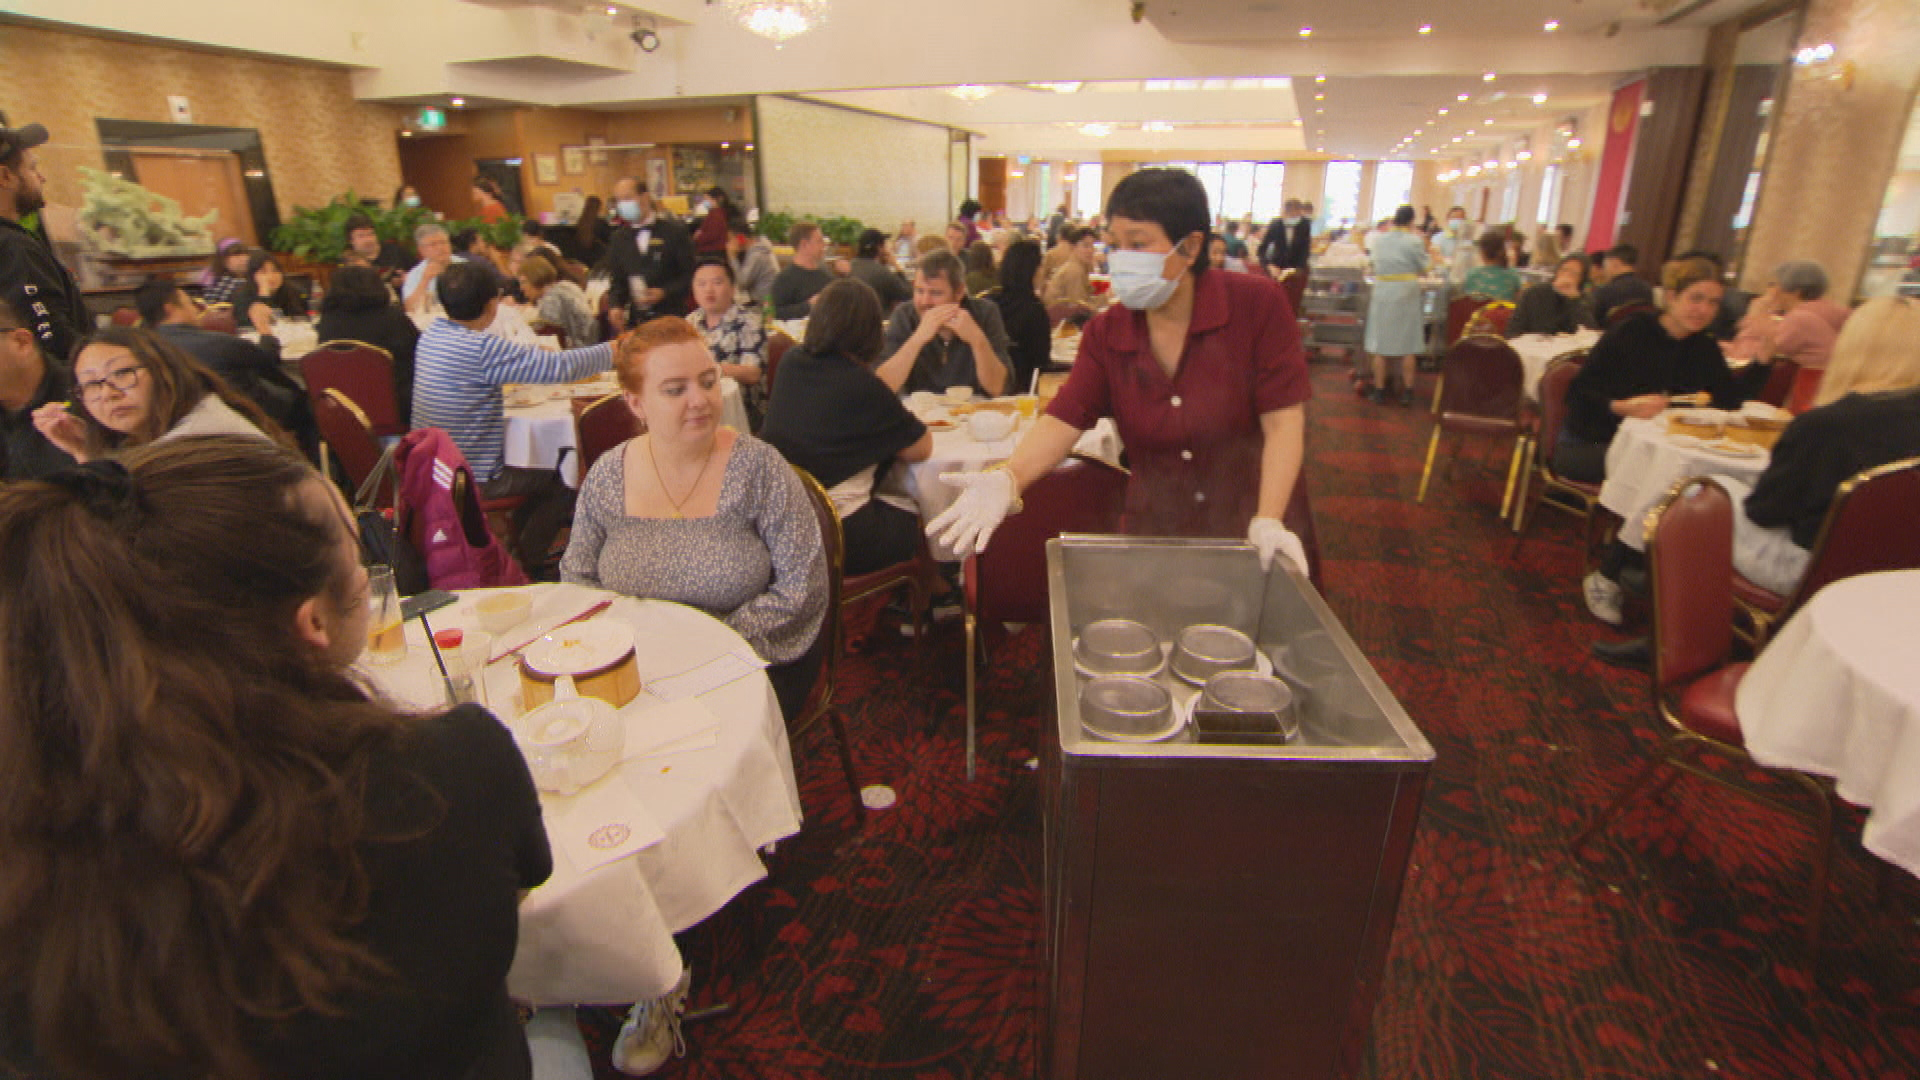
[1737,570,1920,879]
[1508,329,1600,401]
[1598,414,1770,552]
[504,376,749,486]
[362,582,802,1006]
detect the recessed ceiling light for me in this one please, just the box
[1544,20,1560,32]
[1315,93,1325,100]
[1438,108,1449,115]
[606,5,617,14]
[1315,74,1326,83]
[1451,136,1462,143]
[1457,93,1471,101]
[1533,92,1548,105]
[1298,25,1312,37]
[1418,24,1432,34]
[450,96,465,107]
[1483,72,1497,82]
[1567,137,1583,148]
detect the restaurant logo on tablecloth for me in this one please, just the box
[589,823,632,850]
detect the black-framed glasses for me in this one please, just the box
[77,364,145,404]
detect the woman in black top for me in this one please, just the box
[0,436,550,1080]
[317,264,421,426]
[1506,254,1596,338]
[1555,256,1741,484]
[989,239,1050,396]
[761,279,933,575]
[231,249,310,335]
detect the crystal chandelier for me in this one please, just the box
[722,0,828,46]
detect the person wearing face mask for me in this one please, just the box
[392,183,425,212]
[928,168,1313,577]
[691,186,738,258]
[1432,207,1470,262]
[599,176,695,332]
[1257,199,1312,315]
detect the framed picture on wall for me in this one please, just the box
[562,146,586,176]
[534,154,559,186]
[588,136,608,165]
[646,158,669,196]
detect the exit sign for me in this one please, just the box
[416,107,447,132]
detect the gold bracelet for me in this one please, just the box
[988,463,1025,514]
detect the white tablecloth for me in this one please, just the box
[1598,416,1770,552]
[505,378,749,486]
[1509,330,1600,401]
[885,413,1122,561]
[1737,571,1920,878]
[364,584,802,1005]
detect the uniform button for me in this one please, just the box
[1194,491,1207,503]
[1171,395,1183,407]
[1181,450,1193,461]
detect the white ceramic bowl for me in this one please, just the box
[474,591,532,635]
[944,385,974,405]
[968,409,1015,441]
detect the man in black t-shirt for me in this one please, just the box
[0,294,74,482]
[0,123,88,365]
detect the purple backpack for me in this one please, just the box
[393,428,528,591]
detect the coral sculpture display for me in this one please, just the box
[76,167,219,257]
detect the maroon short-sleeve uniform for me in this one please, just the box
[1045,268,1311,537]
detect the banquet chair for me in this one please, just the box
[110,306,140,327]
[961,455,1129,779]
[571,392,643,479]
[313,388,387,502]
[197,304,239,335]
[1605,300,1657,328]
[765,331,796,391]
[1444,293,1493,348]
[1512,354,1603,560]
[1785,366,1824,415]
[301,340,404,437]
[1732,456,1920,648]
[1572,476,1837,953]
[1754,358,1800,409]
[790,466,872,817]
[1461,300,1515,339]
[1417,335,1527,517]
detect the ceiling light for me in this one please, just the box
[1566,137,1583,148]
[1465,129,1475,136]
[1418,24,1432,34]
[400,129,412,138]
[1466,165,1481,176]
[1451,136,1462,143]
[1298,26,1312,37]
[1516,150,1532,161]
[1438,108,1449,115]
[1457,93,1471,101]
[1532,93,1548,105]
[1078,123,1114,137]
[606,5,617,13]
[1031,81,1082,94]
[1544,20,1559,32]
[450,96,465,107]
[1483,73,1497,82]
[1315,75,1326,83]
[1484,159,1498,169]
[1314,93,1325,100]
[948,84,995,102]
[724,0,828,47]
[720,141,730,149]
[1142,121,1175,133]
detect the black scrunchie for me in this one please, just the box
[45,459,147,524]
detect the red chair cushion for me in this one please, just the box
[1678,662,1750,747]
[1730,572,1786,614]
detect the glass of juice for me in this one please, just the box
[365,565,408,665]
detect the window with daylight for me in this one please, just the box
[1323,161,1363,228]
[1500,168,1522,222]
[1073,162,1103,218]
[1369,161,1414,222]
[1536,165,1560,226]
[1195,163,1226,217]
[1221,161,1256,220]
[1251,163,1286,221]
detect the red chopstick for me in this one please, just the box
[489,598,613,664]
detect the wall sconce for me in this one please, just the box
[1793,43,1856,89]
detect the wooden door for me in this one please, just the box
[129,149,256,247]
[978,157,1009,215]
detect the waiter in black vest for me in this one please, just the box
[600,175,694,332]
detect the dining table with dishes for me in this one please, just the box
[502,371,750,486]
[361,581,803,1006]
[1737,569,1920,880]
[883,388,1123,561]
[1509,328,1602,401]
[1597,403,1786,552]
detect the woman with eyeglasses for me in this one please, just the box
[32,327,281,465]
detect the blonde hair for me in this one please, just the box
[1814,296,1920,407]
[614,317,706,393]
[519,253,558,288]
[1660,256,1721,297]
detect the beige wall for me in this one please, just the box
[1739,0,1920,298]
[0,20,404,231]
[755,96,951,233]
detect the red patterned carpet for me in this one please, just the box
[578,363,1920,1079]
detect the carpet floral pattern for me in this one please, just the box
[577,365,1920,1079]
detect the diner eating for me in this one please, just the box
[879,250,1013,398]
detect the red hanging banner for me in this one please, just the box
[1586,79,1645,251]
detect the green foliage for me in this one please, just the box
[755,210,866,250]
[270,193,525,262]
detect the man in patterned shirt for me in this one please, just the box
[687,257,767,428]
[413,261,614,570]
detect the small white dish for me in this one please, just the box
[967,410,1015,442]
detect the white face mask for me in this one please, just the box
[1107,248,1183,311]
[617,198,644,222]
[401,195,421,209]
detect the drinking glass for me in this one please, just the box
[1015,394,1039,421]
[365,565,408,665]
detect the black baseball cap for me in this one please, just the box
[0,123,48,166]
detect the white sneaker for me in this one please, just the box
[612,967,690,1076]
[1583,572,1625,627]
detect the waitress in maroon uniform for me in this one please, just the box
[928,167,1312,573]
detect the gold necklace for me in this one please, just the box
[648,436,713,519]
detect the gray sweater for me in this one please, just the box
[881,299,1013,398]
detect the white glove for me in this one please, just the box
[925,469,1019,556]
[1248,516,1307,576]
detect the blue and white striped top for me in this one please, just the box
[412,317,613,482]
